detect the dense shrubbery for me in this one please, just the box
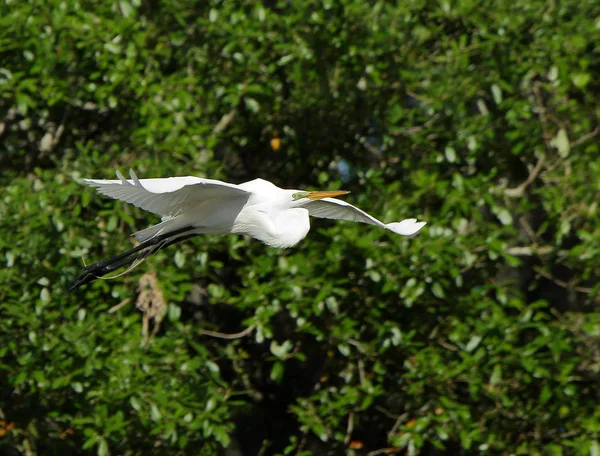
[1,0,599,454]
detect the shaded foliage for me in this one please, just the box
[1,0,599,455]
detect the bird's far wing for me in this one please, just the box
[302,198,426,236]
[84,169,250,217]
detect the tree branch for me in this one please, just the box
[200,325,256,339]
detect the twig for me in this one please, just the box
[519,216,538,241]
[52,120,65,149]
[367,447,404,456]
[533,266,592,293]
[395,113,440,136]
[437,338,458,351]
[505,245,554,257]
[344,411,354,445]
[571,126,600,148]
[357,359,366,387]
[107,298,131,314]
[200,325,256,339]
[375,405,407,421]
[213,108,237,133]
[257,439,271,456]
[504,154,545,198]
[406,90,434,105]
[295,434,307,455]
[388,413,406,437]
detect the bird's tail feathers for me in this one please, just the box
[133,217,187,242]
[133,222,168,242]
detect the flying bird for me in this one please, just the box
[70,170,426,290]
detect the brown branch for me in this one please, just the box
[504,154,545,198]
[394,113,440,136]
[367,447,404,456]
[344,411,354,446]
[107,298,131,314]
[437,338,459,351]
[213,108,237,133]
[405,90,434,105]
[533,266,593,293]
[200,325,256,339]
[52,121,65,149]
[357,359,366,387]
[388,414,406,437]
[506,245,554,257]
[375,405,407,421]
[571,126,600,148]
[519,216,538,241]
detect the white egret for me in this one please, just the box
[70,169,426,289]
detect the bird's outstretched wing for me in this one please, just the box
[302,198,426,236]
[84,169,250,217]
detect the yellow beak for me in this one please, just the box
[306,190,350,200]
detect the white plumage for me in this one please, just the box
[70,169,426,289]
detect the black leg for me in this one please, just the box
[80,226,195,272]
[69,227,198,290]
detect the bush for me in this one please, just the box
[1,0,599,454]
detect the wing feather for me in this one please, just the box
[84,169,250,217]
[302,197,426,236]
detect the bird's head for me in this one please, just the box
[291,190,350,202]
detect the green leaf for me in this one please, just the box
[98,438,108,456]
[270,340,293,358]
[465,335,482,352]
[168,303,181,321]
[213,426,231,447]
[119,1,134,18]
[40,288,50,303]
[496,208,513,226]
[590,441,600,456]
[539,384,552,404]
[104,42,121,54]
[491,84,502,104]
[244,97,260,113]
[150,403,162,421]
[571,72,590,88]
[130,397,141,412]
[489,365,502,385]
[432,282,445,299]
[270,361,284,383]
[552,128,570,157]
[444,146,456,163]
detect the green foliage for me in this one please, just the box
[1,0,599,454]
